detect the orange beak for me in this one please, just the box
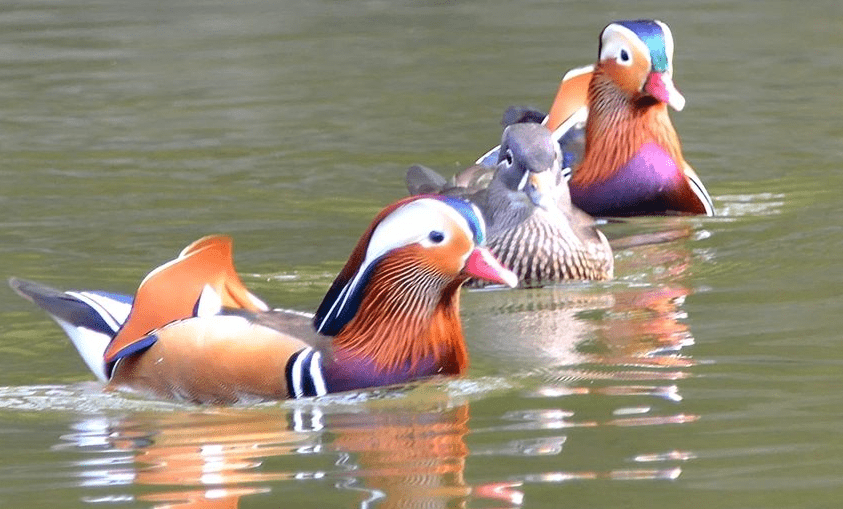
[464,247,519,288]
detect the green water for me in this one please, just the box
[2,0,842,507]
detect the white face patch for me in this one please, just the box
[317,199,478,333]
[366,198,472,259]
[600,23,651,70]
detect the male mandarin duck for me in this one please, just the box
[407,123,613,286]
[10,195,517,404]
[478,19,714,217]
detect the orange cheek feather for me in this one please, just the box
[603,58,649,97]
[429,236,471,278]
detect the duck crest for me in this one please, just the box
[610,20,671,72]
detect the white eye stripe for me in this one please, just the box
[618,47,633,67]
[316,198,478,334]
[600,23,651,68]
[366,199,461,260]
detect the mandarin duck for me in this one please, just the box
[10,196,517,404]
[407,123,613,287]
[478,19,714,217]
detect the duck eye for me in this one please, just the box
[428,230,445,243]
[619,49,630,63]
[503,149,514,166]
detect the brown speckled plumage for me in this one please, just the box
[484,208,612,286]
[407,123,613,287]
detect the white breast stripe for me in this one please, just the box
[686,171,715,216]
[290,347,312,398]
[309,351,327,396]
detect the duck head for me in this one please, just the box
[485,123,569,233]
[568,19,715,216]
[597,19,685,111]
[480,123,613,285]
[312,195,516,378]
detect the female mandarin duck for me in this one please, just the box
[407,123,613,286]
[478,19,714,217]
[10,196,517,404]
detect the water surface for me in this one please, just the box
[2,1,842,508]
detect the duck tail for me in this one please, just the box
[9,277,132,382]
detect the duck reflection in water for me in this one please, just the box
[60,401,523,509]
[57,329,697,509]
[465,221,698,390]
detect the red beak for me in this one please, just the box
[644,71,686,111]
[464,248,518,288]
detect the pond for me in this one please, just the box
[1,1,842,507]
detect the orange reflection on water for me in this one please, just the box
[56,384,698,509]
[122,410,317,488]
[64,400,526,509]
[331,403,473,508]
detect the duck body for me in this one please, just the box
[479,19,714,217]
[569,140,702,216]
[408,123,613,286]
[107,310,318,402]
[11,196,517,404]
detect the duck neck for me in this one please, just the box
[574,67,684,186]
[330,255,469,380]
